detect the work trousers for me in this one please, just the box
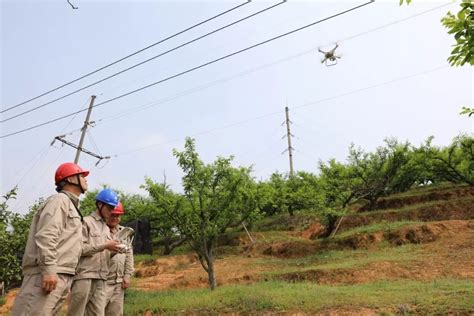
[67,278,106,316]
[11,273,73,316]
[104,282,124,316]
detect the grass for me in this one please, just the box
[354,195,474,217]
[124,279,474,315]
[0,296,5,307]
[253,210,321,232]
[333,220,421,239]
[258,243,422,275]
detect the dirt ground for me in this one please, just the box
[132,220,474,291]
[0,289,18,315]
[2,186,473,315]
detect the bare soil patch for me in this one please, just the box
[338,199,474,233]
[0,289,18,315]
[134,255,264,291]
[261,241,319,258]
[279,220,474,285]
[327,220,471,250]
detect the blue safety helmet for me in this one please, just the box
[95,189,119,207]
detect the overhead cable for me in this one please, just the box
[1,1,285,122]
[1,1,251,114]
[0,0,374,138]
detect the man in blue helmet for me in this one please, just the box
[68,189,121,316]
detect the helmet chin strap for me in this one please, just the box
[76,174,85,194]
[64,175,84,193]
[98,203,106,219]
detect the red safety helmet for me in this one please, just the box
[111,201,125,215]
[55,162,89,185]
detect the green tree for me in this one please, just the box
[401,0,474,66]
[430,134,474,185]
[347,138,412,210]
[0,188,37,290]
[142,179,188,255]
[169,137,259,289]
[319,160,357,209]
[288,171,325,213]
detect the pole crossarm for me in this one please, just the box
[52,135,110,163]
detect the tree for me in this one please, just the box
[347,138,412,210]
[430,134,474,185]
[288,171,325,213]
[319,159,358,209]
[141,179,188,255]
[401,0,474,66]
[0,188,37,290]
[266,172,292,216]
[169,138,260,289]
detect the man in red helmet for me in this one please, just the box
[11,162,90,316]
[104,202,134,316]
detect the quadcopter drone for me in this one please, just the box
[114,227,135,254]
[318,43,341,67]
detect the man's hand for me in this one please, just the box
[122,276,130,289]
[42,274,58,293]
[104,239,121,252]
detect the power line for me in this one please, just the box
[4,96,91,192]
[108,64,449,157]
[293,65,448,111]
[0,62,447,141]
[62,1,457,127]
[1,1,286,123]
[319,1,454,48]
[113,110,283,157]
[0,1,251,114]
[93,1,455,128]
[0,0,374,139]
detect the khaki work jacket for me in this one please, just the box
[106,225,134,285]
[74,211,111,280]
[22,191,83,276]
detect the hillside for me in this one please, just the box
[127,184,474,315]
[1,184,473,315]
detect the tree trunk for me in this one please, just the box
[207,254,217,290]
[288,204,294,217]
[162,236,188,255]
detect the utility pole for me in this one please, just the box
[74,95,96,163]
[285,106,294,177]
[52,95,109,166]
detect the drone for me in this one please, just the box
[114,227,135,254]
[318,43,341,67]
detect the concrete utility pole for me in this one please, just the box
[285,106,294,177]
[52,95,109,166]
[74,95,96,163]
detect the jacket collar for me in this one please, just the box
[91,210,104,221]
[60,190,80,207]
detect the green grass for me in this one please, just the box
[253,210,321,232]
[124,279,474,315]
[354,196,474,217]
[259,243,422,275]
[252,230,309,243]
[333,220,421,239]
[0,296,5,307]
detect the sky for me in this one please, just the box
[1,0,472,214]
